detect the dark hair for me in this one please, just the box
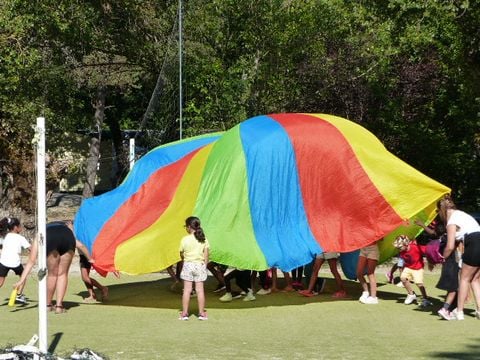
[0,217,21,237]
[434,222,446,237]
[185,216,206,243]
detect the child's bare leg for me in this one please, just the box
[356,257,369,294]
[417,283,428,299]
[328,258,345,293]
[282,271,293,291]
[81,267,96,300]
[306,258,324,292]
[167,266,178,281]
[90,277,108,300]
[207,262,225,286]
[367,273,377,297]
[471,269,480,311]
[182,280,193,315]
[271,268,279,292]
[401,276,414,295]
[389,263,398,278]
[195,281,206,315]
[366,258,378,297]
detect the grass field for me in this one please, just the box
[1,268,479,360]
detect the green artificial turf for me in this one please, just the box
[1,270,479,360]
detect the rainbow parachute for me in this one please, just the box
[74,114,450,278]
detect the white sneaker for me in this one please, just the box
[219,292,233,302]
[198,312,208,321]
[438,308,453,320]
[359,291,369,303]
[178,313,189,321]
[404,293,417,305]
[256,288,271,295]
[451,308,464,320]
[243,291,256,302]
[364,296,378,304]
[475,310,480,320]
[16,294,28,304]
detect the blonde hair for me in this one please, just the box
[393,234,411,249]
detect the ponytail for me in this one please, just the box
[0,217,8,237]
[185,216,206,243]
[0,217,20,236]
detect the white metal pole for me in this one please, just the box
[36,117,48,354]
[178,0,183,140]
[129,137,135,170]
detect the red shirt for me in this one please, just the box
[399,241,426,270]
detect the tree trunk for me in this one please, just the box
[82,86,106,199]
[106,115,128,188]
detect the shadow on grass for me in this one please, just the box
[75,277,427,310]
[48,332,63,354]
[1,298,80,313]
[427,338,480,359]
[1,298,37,312]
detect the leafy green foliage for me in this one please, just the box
[0,0,478,211]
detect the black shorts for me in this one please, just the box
[462,232,480,267]
[79,254,91,269]
[0,262,24,277]
[436,254,459,292]
[46,223,76,256]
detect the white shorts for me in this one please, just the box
[180,262,208,282]
[316,252,339,260]
[359,244,379,261]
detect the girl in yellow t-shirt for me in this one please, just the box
[178,216,209,320]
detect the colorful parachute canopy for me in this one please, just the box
[74,114,450,277]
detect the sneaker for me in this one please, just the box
[396,281,405,288]
[363,296,379,304]
[219,293,233,302]
[419,298,433,308]
[256,288,271,295]
[16,294,28,304]
[243,291,256,302]
[438,308,453,320]
[404,293,417,305]
[213,284,226,293]
[475,310,480,320]
[385,272,393,284]
[178,313,189,321]
[359,291,369,303]
[451,308,464,320]
[232,292,243,299]
[198,312,208,320]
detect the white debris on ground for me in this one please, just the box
[0,346,106,360]
[0,336,106,359]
